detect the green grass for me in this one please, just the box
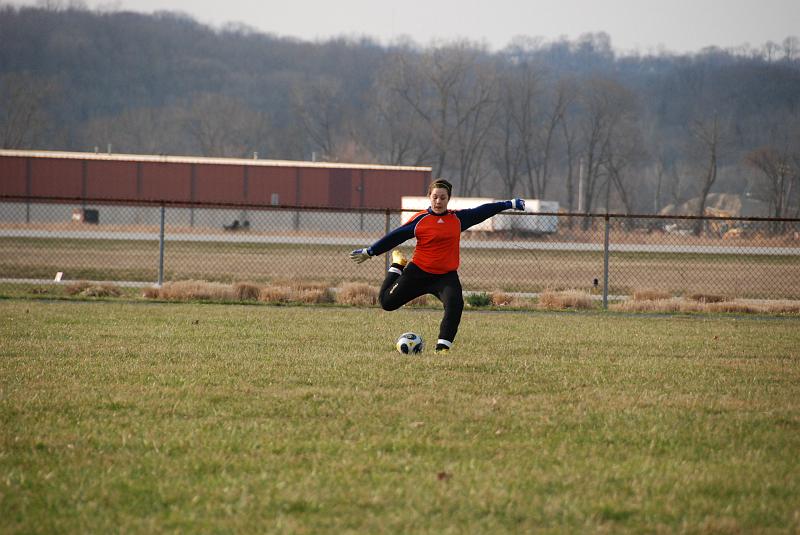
[1,300,799,533]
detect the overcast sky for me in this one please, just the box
[9,0,800,54]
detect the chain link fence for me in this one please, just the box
[2,197,799,305]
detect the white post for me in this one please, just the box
[578,157,584,213]
[158,205,166,286]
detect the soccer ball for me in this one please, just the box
[396,332,424,354]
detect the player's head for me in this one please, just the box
[428,179,452,198]
[428,179,452,214]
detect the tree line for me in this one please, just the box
[1,3,799,218]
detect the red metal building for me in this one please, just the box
[0,150,432,209]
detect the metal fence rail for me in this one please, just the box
[2,196,799,305]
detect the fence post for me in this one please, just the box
[603,214,610,309]
[158,205,165,286]
[385,209,391,272]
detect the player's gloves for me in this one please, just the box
[512,198,526,211]
[349,248,372,264]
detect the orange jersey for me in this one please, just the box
[367,201,513,274]
[406,209,461,274]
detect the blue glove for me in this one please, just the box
[512,198,525,211]
[349,248,372,264]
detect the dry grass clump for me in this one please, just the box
[254,281,335,304]
[65,281,122,297]
[538,290,594,310]
[142,286,160,299]
[296,287,334,304]
[491,291,514,306]
[705,299,800,314]
[686,293,731,303]
[155,280,235,301]
[703,301,757,313]
[145,280,336,304]
[612,297,684,313]
[291,281,328,292]
[258,285,293,303]
[408,294,431,307]
[80,284,122,297]
[291,281,334,304]
[336,282,379,306]
[29,286,52,295]
[142,279,335,305]
[632,289,672,301]
[490,291,531,308]
[65,281,92,295]
[234,281,262,301]
[758,300,800,314]
[612,297,800,315]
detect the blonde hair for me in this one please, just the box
[427,179,452,197]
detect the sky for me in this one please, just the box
[9,0,800,54]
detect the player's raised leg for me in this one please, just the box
[379,251,426,311]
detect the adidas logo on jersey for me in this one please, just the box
[437,218,444,223]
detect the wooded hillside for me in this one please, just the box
[2,4,799,216]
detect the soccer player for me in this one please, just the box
[349,179,525,354]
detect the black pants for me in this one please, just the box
[379,262,464,344]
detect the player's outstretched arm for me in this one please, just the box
[457,198,526,231]
[349,212,424,264]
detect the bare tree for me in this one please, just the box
[0,72,57,149]
[488,59,575,200]
[576,78,637,224]
[379,42,497,193]
[449,53,498,196]
[526,77,575,199]
[379,48,455,178]
[83,106,185,155]
[745,146,798,221]
[181,93,268,157]
[783,36,800,61]
[488,54,549,198]
[487,65,529,197]
[365,71,432,166]
[763,41,781,62]
[291,76,349,161]
[604,117,647,215]
[560,88,580,215]
[687,114,732,234]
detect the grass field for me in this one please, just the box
[2,299,799,533]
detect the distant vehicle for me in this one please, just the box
[401,197,559,234]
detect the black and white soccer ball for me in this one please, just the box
[396,332,424,354]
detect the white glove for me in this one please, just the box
[349,248,372,264]
[512,198,525,211]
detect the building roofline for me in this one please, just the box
[0,149,433,173]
